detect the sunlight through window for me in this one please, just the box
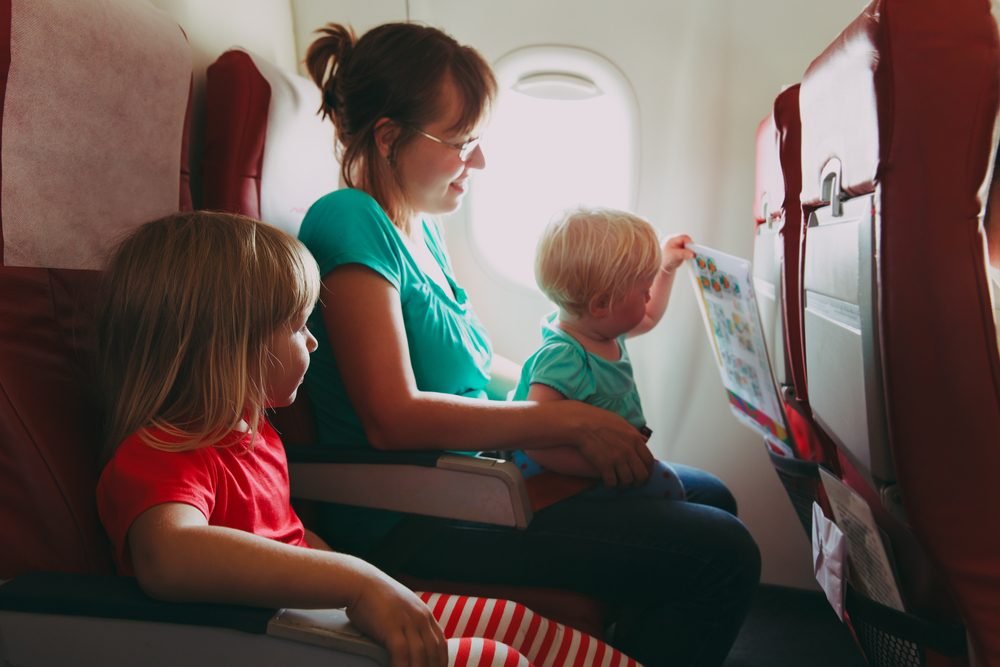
[469,46,638,290]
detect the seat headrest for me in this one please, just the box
[203,48,340,238]
[798,2,881,207]
[753,113,782,226]
[754,85,802,227]
[772,84,801,219]
[1,0,192,270]
[799,0,999,209]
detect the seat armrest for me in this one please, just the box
[283,446,443,466]
[0,573,387,665]
[268,608,388,664]
[0,572,272,632]
[286,449,533,529]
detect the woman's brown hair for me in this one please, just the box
[305,22,496,231]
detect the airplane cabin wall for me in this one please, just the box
[152,0,871,591]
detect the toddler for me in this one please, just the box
[513,207,694,500]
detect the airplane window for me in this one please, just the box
[468,46,638,290]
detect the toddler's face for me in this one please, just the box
[605,276,654,336]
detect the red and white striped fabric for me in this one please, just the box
[419,592,641,667]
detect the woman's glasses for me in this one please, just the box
[409,126,482,162]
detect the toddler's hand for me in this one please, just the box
[662,234,695,274]
[348,569,448,667]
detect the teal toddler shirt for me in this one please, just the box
[513,312,647,430]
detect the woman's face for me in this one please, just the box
[394,77,487,217]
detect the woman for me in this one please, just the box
[300,21,760,667]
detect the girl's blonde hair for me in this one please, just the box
[97,211,321,460]
[305,22,496,232]
[535,207,662,318]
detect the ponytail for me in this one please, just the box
[305,23,356,123]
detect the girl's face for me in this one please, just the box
[394,77,487,217]
[263,309,318,408]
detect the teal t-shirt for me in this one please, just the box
[513,312,646,429]
[298,188,493,553]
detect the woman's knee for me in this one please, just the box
[672,463,739,515]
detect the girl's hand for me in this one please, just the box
[662,234,695,274]
[569,402,655,488]
[347,569,448,667]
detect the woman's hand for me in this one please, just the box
[347,569,448,667]
[566,402,655,488]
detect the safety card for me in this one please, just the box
[687,244,793,456]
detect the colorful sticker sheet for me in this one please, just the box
[687,244,793,456]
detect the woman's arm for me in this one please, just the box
[630,234,695,337]
[128,503,447,667]
[518,384,602,478]
[322,266,653,487]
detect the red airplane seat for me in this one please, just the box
[0,4,415,664]
[799,0,999,663]
[0,0,192,582]
[752,85,840,538]
[201,48,606,638]
[988,155,1000,342]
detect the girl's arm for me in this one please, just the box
[128,502,447,667]
[630,234,695,337]
[322,266,653,488]
[303,528,330,549]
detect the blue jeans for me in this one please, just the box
[373,464,760,667]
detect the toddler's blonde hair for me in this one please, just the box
[98,211,321,459]
[535,207,661,318]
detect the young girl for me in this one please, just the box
[511,208,693,501]
[94,211,639,667]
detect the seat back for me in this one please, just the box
[799,0,999,662]
[751,108,789,397]
[752,85,842,538]
[0,0,193,579]
[753,84,834,463]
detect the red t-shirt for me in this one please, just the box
[97,420,308,574]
